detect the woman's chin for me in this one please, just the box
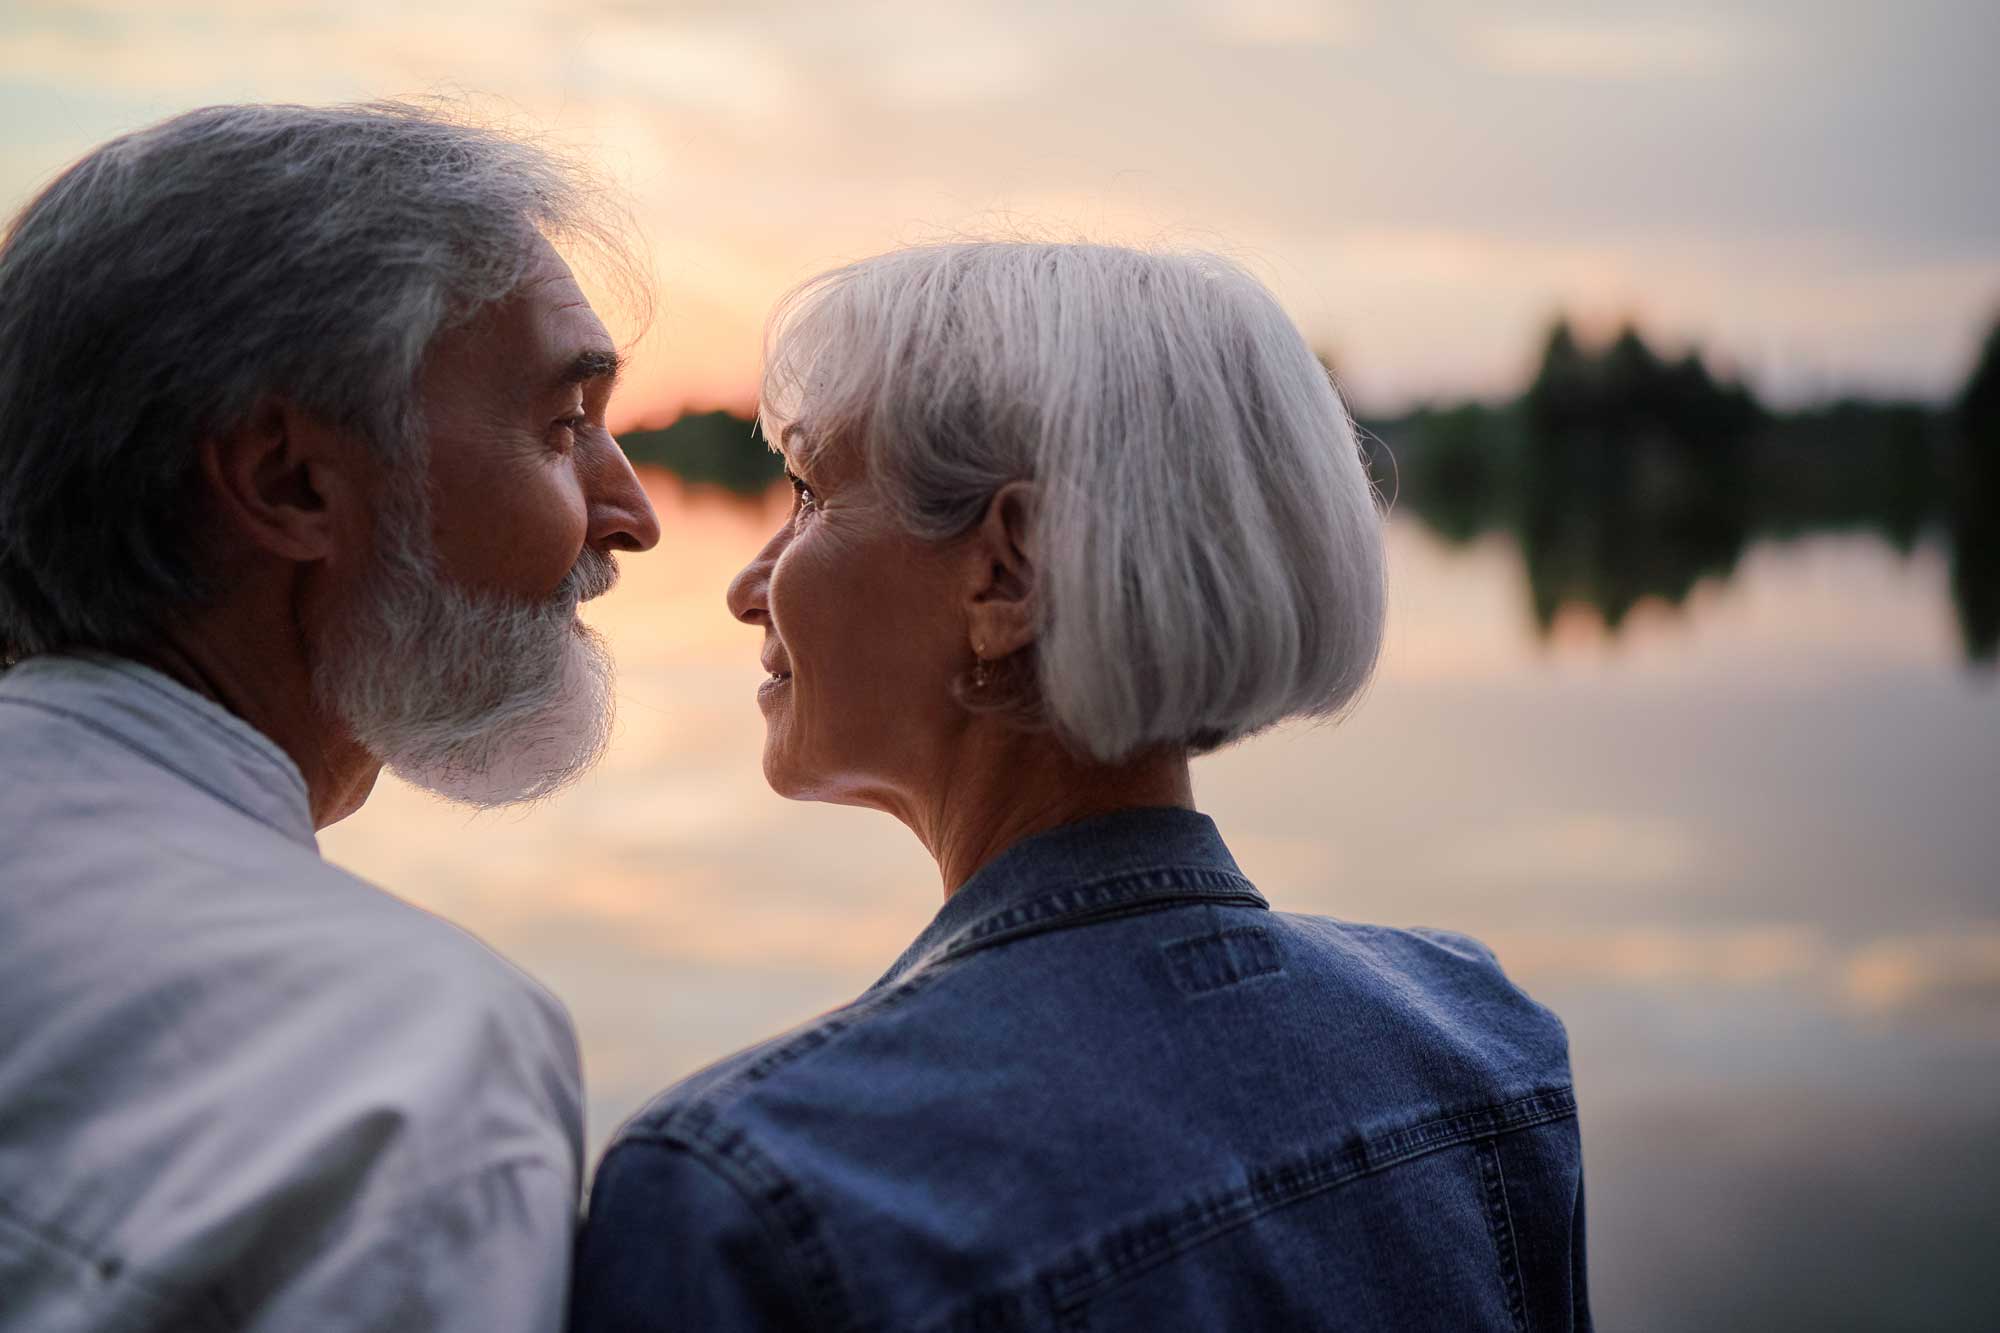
[760,746,814,802]
[760,749,883,809]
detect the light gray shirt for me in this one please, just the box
[0,654,585,1331]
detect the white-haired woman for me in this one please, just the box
[572,243,1589,1332]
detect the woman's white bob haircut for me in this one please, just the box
[760,241,1386,764]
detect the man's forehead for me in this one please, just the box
[522,260,609,339]
[509,236,612,347]
[419,253,619,401]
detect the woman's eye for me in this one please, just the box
[788,471,819,513]
[551,414,588,452]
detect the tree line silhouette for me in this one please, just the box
[615,313,2000,668]
[1366,316,1998,666]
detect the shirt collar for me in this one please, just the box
[876,806,1266,988]
[0,653,317,850]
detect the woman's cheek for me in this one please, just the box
[766,545,820,666]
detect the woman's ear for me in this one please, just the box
[965,480,1038,658]
[197,398,369,567]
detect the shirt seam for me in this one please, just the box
[344,1148,575,1229]
[0,1142,570,1325]
[0,1193,234,1330]
[0,695,307,840]
[97,657,306,789]
[209,1152,572,1329]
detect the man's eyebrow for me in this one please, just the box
[557,347,624,389]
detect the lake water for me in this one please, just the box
[321,471,2000,1330]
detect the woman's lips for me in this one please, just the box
[757,670,792,704]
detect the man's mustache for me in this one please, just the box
[559,547,619,608]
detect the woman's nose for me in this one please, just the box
[726,532,781,626]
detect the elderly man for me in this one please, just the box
[0,103,660,1330]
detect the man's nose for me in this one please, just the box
[587,437,662,553]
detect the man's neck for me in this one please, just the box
[133,625,380,830]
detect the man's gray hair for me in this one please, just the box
[0,100,632,663]
[761,241,1387,763]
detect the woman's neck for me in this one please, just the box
[907,727,1194,899]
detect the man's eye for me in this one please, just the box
[551,414,588,451]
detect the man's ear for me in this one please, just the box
[965,480,1039,658]
[197,398,367,566]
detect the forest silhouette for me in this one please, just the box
[617,314,2000,667]
[1368,316,1998,666]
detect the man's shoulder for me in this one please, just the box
[0,805,583,1316]
[316,860,581,1044]
[223,854,585,1125]
[0,754,582,1157]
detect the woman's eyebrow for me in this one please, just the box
[776,422,820,477]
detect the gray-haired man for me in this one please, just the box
[0,103,660,1330]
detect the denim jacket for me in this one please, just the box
[572,808,1588,1331]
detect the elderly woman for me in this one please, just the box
[572,243,1587,1331]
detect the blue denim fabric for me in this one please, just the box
[573,808,1588,1331]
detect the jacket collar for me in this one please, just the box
[1,653,317,850]
[877,806,1266,987]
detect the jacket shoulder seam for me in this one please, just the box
[631,968,946,1136]
[611,1125,860,1331]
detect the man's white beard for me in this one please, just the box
[312,483,618,809]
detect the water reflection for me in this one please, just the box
[322,459,1999,1329]
[618,315,2000,677]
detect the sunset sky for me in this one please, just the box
[3,0,1995,422]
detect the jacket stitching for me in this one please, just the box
[1570,1171,1593,1331]
[1161,924,1285,995]
[1038,1087,1579,1314]
[954,868,1262,945]
[932,879,1268,970]
[596,1138,830,1330]
[1478,1137,1531,1333]
[616,974,952,1333]
[638,1125,858,1331]
[664,965,944,1114]
[919,1088,1578,1330]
